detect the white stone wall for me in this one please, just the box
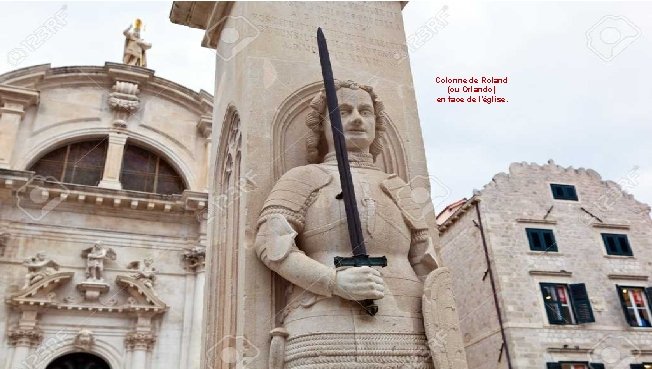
[0,64,211,369]
[439,161,652,369]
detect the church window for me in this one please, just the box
[120,143,185,195]
[29,139,108,186]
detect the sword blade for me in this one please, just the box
[317,27,367,257]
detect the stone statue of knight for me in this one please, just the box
[255,80,468,369]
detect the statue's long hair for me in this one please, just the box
[305,80,387,164]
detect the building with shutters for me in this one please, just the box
[437,160,652,369]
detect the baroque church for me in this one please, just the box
[0,18,212,369]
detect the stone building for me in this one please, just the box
[0,63,213,369]
[437,160,652,369]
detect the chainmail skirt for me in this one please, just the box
[284,332,435,369]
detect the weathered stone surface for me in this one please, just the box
[438,161,652,368]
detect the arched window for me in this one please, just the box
[29,138,186,195]
[120,143,185,195]
[29,139,108,186]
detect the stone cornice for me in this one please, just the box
[515,218,557,225]
[591,222,630,230]
[6,272,74,307]
[0,85,39,118]
[528,270,573,277]
[608,273,649,281]
[0,63,212,116]
[1,169,207,216]
[116,275,168,314]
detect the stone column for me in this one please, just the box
[8,327,42,369]
[184,247,206,369]
[98,132,128,190]
[125,331,155,369]
[0,85,39,169]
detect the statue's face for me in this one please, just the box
[323,88,376,154]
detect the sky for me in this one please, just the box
[0,1,650,212]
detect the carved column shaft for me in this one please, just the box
[185,248,206,369]
[98,132,128,190]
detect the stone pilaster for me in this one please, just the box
[0,85,39,169]
[126,331,156,369]
[98,132,128,190]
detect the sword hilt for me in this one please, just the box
[334,255,388,316]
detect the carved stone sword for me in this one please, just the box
[317,27,387,316]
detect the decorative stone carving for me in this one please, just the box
[122,19,151,67]
[77,241,115,301]
[21,251,60,289]
[125,331,156,351]
[108,81,140,111]
[8,327,43,347]
[82,241,116,282]
[107,81,140,128]
[73,329,95,351]
[254,81,467,368]
[127,257,157,289]
[115,275,168,313]
[183,247,206,271]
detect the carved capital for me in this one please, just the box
[197,115,213,139]
[183,247,206,272]
[8,327,43,347]
[125,331,156,351]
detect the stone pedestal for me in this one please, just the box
[77,281,110,301]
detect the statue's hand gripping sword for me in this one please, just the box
[317,28,387,316]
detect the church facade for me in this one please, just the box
[0,62,212,369]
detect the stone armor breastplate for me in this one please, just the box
[282,164,433,369]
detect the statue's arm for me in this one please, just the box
[123,25,132,37]
[255,212,336,297]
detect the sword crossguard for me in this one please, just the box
[333,255,388,316]
[333,255,388,268]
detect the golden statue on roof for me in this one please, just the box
[123,18,151,67]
